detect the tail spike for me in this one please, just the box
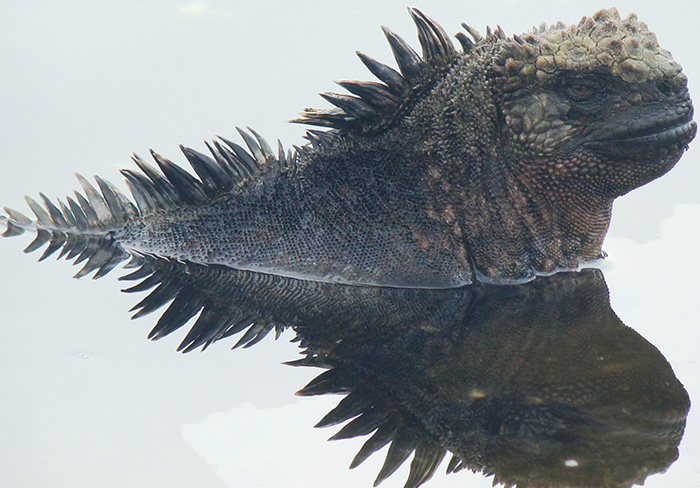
[73,190,101,227]
[58,200,78,229]
[131,153,180,206]
[235,127,267,167]
[217,135,259,177]
[246,126,276,162]
[94,176,128,226]
[149,149,207,204]
[39,193,70,228]
[455,32,474,53]
[462,23,483,44]
[75,173,113,225]
[320,92,378,119]
[23,195,52,226]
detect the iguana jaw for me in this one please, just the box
[584,114,696,155]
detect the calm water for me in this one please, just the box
[1,2,699,487]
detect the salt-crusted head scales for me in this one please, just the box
[493,8,682,90]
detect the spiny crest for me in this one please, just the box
[295,7,474,135]
[493,7,682,92]
[124,127,293,213]
[1,128,291,278]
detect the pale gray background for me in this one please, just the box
[1,1,699,487]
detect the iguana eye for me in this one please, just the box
[566,84,593,100]
[561,76,604,102]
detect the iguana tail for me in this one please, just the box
[1,127,292,279]
[2,172,137,278]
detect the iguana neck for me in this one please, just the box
[412,144,613,282]
[378,52,614,283]
[480,160,612,281]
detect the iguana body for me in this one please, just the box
[116,134,472,287]
[2,8,696,286]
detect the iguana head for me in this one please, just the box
[300,7,694,202]
[491,8,696,199]
[293,8,696,281]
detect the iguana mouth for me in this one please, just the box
[585,115,697,154]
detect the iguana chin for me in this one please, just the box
[1,8,696,287]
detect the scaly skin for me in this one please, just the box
[396,8,696,281]
[3,8,696,286]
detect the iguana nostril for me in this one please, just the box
[657,79,674,97]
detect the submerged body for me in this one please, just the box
[2,8,696,287]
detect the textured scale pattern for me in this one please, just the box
[1,7,696,287]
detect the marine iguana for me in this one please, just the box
[1,7,696,286]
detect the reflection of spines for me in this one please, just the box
[119,258,285,352]
[287,270,689,488]
[294,363,448,488]
[2,198,130,279]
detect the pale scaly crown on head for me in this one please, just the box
[493,7,682,91]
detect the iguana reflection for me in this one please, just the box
[0,224,690,488]
[59,244,697,487]
[289,269,690,488]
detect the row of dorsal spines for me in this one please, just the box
[294,8,497,134]
[123,127,293,215]
[2,127,292,237]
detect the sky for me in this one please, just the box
[1,1,699,487]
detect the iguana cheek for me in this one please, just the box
[504,92,575,156]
